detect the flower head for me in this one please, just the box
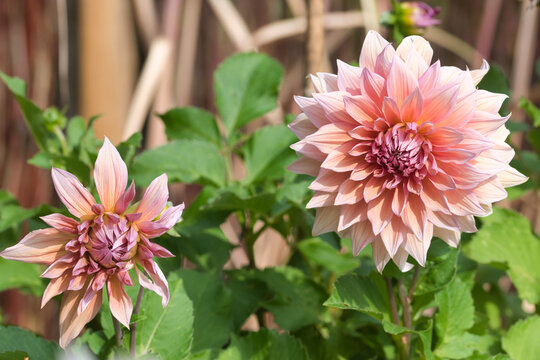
[289,31,527,272]
[0,138,184,347]
[381,1,440,39]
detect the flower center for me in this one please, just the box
[365,124,429,182]
[85,215,138,268]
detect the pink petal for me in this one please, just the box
[428,171,456,191]
[418,84,459,124]
[470,59,489,85]
[396,35,434,65]
[350,221,375,255]
[294,96,330,128]
[359,30,391,71]
[497,168,528,188]
[313,92,357,125]
[0,228,72,265]
[382,97,401,126]
[367,191,393,235]
[419,180,450,214]
[473,179,507,204]
[401,196,427,240]
[372,240,391,273]
[386,56,418,108]
[287,156,320,177]
[289,113,318,140]
[359,68,386,107]
[41,272,71,308]
[59,288,102,348]
[114,181,136,214]
[403,47,429,78]
[40,214,79,234]
[466,112,509,137]
[363,176,386,203]
[311,72,339,92]
[433,227,460,247]
[337,60,363,95]
[137,203,185,238]
[321,142,358,172]
[338,203,367,231]
[303,123,354,154]
[429,127,464,147]
[392,246,414,272]
[374,44,396,77]
[335,179,364,205]
[309,169,349,192]
[403,222,433,266]
[136,174,169,222]
[343,95,383,125]
[445,189,488,217]
[94,137,128,212]
[107,276,133,328]
[137,260,169,306]
[51,168,96,218]
[418,60,441,93]
[476,90,507,113]
[312,206,340,235]
[391,186,409,216]
[41,253,76,279]
[400,88,423,123]
[306,192,336,209]
[290,139,326,162]
[380,218,405,257]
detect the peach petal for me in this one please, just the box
[350,221,375,255]
[386,56,418,107]
[313,92,357,125]
[359,30,390,71]
[400,88,423,123]
[363,176,387,203]
[343,94,383,125]
[433,226,460,247]
[359,68,386,106]
[137,203,185,238]
[497,167,528,187]
[372,240,391,273]
[136,174,169,222]
[397,35,434,65]
[367,191,393,235]
[287,156,321,177]
[309,169,349,192]
[335,179,364,205]
[314,72,339,92]
[470,59,489,85]
[306,191,337,209]
[94,137,128,212]
[391,186,408,216]
[40,214,79,234]
[0,228,71,265]
[380,218,405,257]
[338,203,368,231]
[418,60,441,93]
[138,260,169,306]
[392,246,414,272]
[107,276,133,328]
[403,222,433,266]
[51,168,96,218]
[312,206,340,235]
[42,272,71,308]
[59,288,102,348]
[289,113,318,140]
[321,142,359,172]
[337,60,363,95]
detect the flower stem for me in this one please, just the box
[385,277,408,360]
[398,278,412,359]
[112,316,122,347]
[130,286,145,357]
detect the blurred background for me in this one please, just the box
[0,0,538,342]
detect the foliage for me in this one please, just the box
[0,52,539,360]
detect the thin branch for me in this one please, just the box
[207,0,255,51]
[130,286,145,357]
[407,267,420,299]
[113,316,123,347]
[385,277,400,326]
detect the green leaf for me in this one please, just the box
[214,53,283,135]
[415,238,458,295]
[502,315,540,360]
[256,266,327,331]
[131,140,226,187]
[241,124,296,184]
[435,333,497,360]
[0,351,28,360]
[463,207,540,303]
[161,107,221,146]
[0,326,61,360]
[172,227,233,270]
[226,270,270,330]
[382,320,433,360]
[135,278,194,360]
[519,97,540,127]
[203,187,276,214]
[297,237,359,275]
[324,273,389,321]
[0,258,45,295]
[66,116,86,149]
[0,72,51,151]
[116,132,142,166]
[177,270,233,352]
[216,329,309,360]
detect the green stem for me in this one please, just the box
[398,278,411,359]
[112,316,122,347]
[130,286,145,357]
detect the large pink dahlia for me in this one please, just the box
[0,138,184,347]
[289,31,527,272]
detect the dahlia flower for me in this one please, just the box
[0,138,184,347]
[289,31,526,272]
[401,2,441,30]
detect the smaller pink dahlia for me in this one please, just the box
[0,138,184,347]
[289,31,527,272]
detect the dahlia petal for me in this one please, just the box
[497,167,528,187]
[429,127,464,147]
[457,215,478,232]
[374,44,396,77]
[114,181,136,214]
[380,218,405,257]
[438,91,477,128]
[440,162,491,189]
[387,56,418,107]
[309,169,349,192]
[338,204,368,231]
[433,227,460,247]
[68,274,88,291]
[94,137,128,212]
[321,142,358,172]
[350,221,375,255]
[289,113,318,140]
[290,140,327,162]
[473,144,515,174]
[400,88,423,123]
[306,192,337,209]
[303,123,354,154]
[418,60,441,93]
[51,168,96,218]
[382,97,401,125]
[359,30,390,71]
[359,68,386,106]
[309,74,324,93]
[335,179,364,205]
[433,148,477,164]
[490,126,510,143]
[138,260,169,306]
[401,197,427,240]
[420,180,450,214]
[440,66,476,95]
[404,46,429,78]
[349,125,378,141]
[396,35,433,65]
[337,60,363,95]
[426,208,459,230]
[473,179,507,204]
[470,59,489,85]
[315,72,339,92]
[392,246,414,272]
[364,176,387,202]
[367,191,393,235]
[312,206,340,235]
[391,186,408,216]
[445,190,488,216]
[403,222,433,266]
[137,203,185,238]
[419,84,459,124]
[107,276,133,328]
[372,240,391,273]
[467,112,509,137]
[429,171,456,191]
[294,96,330,128]
[136,174,169,222]
[287,156,320,177]
[59,288,102,348]
[343,94,382,125]
[40,214,79,234]
[41,272,70,308]
[0,228,71,265]
[139,238,174,259]
[476,90,507,113]
[313,92,357,125]
[41,253,76,279]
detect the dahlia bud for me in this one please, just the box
[381,1,440,41]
